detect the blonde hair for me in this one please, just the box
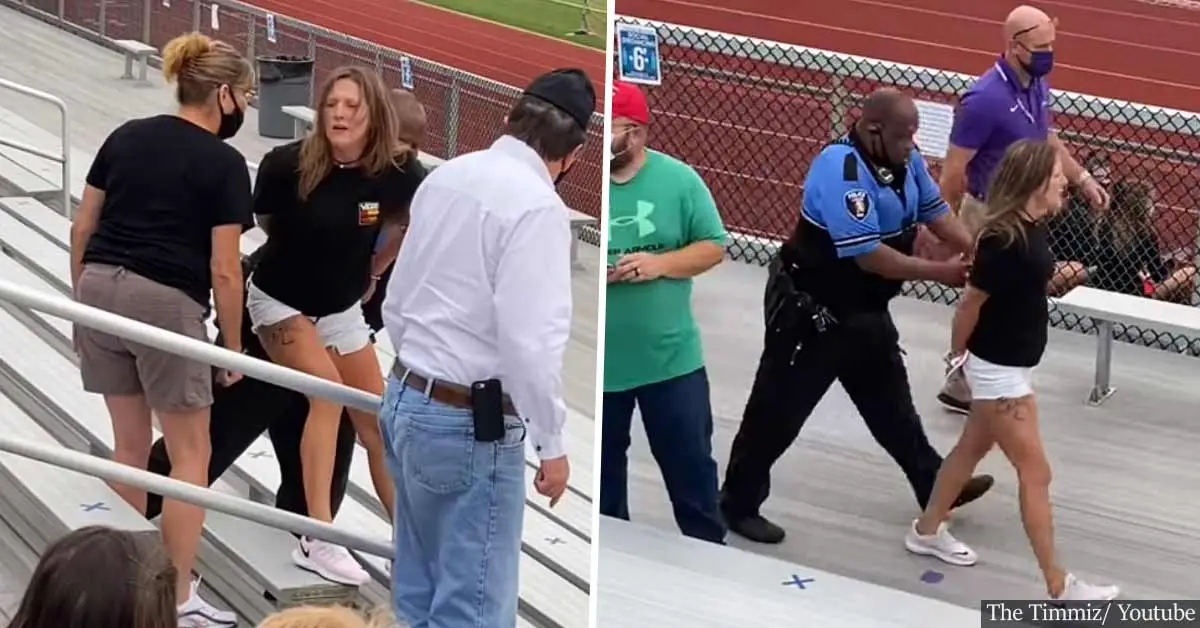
[976,139,1060,249]
[298,66,400,200]
[256,605,399,628]
[161,32,253,106]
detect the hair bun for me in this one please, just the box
[161,32,212,83]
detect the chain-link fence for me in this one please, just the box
[1,0,605,221]
[616,16,1200,355]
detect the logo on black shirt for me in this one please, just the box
[358,201,380,226]
[844,189,871,222]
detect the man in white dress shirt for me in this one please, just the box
[379,68,595,628]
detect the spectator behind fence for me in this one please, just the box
[601,80,728,545]
[7,526,176,628]
[1091,180,1196,303]
[936,5,1110,415]
[719,89,993,546]
[910,139,1120,602]
[380,67,594,627]
[249,66,427,586]
[256,605,394,628]
[1046,151,1111,266]
[68,31,252,627]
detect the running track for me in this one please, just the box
[57,0,606,216]
[616,0,1200,251]
[246,0,605,104]
[618,0,1200,110]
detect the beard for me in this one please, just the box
[610,140,634,171]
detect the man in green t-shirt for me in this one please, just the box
[601,81,727,544]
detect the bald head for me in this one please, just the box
[860,88,916,127]
[1004,5,1051,40]
[855,88,918,166]
[1002,5,1056,79]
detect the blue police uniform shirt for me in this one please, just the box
[784,136,949,313]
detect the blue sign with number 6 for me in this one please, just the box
[616,23,662,86]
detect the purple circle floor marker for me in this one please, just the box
[920,570,945,584]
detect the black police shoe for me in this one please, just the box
[725,513,786,544]
[952,474,994,509]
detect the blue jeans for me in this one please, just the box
[600,367,726,544]
[379,374,527,628]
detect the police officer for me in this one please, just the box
[720,89,995,544]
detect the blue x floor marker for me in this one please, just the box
[783,574,814,589]
[920,570,945,584]
[81,502,109,512]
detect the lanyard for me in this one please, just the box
[994,62,1038,126]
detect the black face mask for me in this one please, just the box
[216,86,245,140]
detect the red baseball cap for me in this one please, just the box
[611,80,649,125]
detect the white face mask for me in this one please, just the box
[610,126,638,162]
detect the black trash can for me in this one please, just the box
[256,55,315,139]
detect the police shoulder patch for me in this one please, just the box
[844,189,871,221]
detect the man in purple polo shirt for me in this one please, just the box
[936,4,1110,415]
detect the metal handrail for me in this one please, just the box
[0,77,72,216]
[0,277,380,413]
[0,432,391,557]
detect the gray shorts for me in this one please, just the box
[74,264,213,411]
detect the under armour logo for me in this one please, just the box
[609,200,656,238]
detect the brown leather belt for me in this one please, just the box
[392,360,517,416]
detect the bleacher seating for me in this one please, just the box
[0,101,591,625]
[595,516,983,627]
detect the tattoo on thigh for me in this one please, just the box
[265,321,295,347]
[996,397,1028,422]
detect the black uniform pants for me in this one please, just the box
[720,309,944,519]
[144,373,357,524]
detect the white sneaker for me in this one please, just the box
[177,578,237,627]
[1054,572,1120,601]
[904,519,978,566]
[292,536,371,586]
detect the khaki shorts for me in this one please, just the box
[74,264,213,411]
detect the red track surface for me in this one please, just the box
[617,0,1200,251]
[248,0,606,104]
[46,0,607,216]
[618,0,1200,110]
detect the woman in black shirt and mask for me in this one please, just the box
[69,31,252,626]
[246,67,424,586]
[904,140,1120,601]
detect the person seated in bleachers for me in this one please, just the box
[1045,151,1112,295]
[1089,179,1196,303]
[7,526,176,628]
[68,31,253,626]
[256,605,393,628]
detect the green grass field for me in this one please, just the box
[419,0,606,50]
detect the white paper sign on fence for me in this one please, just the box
[913,99,955,159]
[210,4,220,30]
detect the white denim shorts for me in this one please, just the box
[963,352,1034,400]
[246,278,371,355]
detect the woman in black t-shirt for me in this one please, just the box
[244,67,425,586]
[69,32,251,626]
[904,140,1120,601]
